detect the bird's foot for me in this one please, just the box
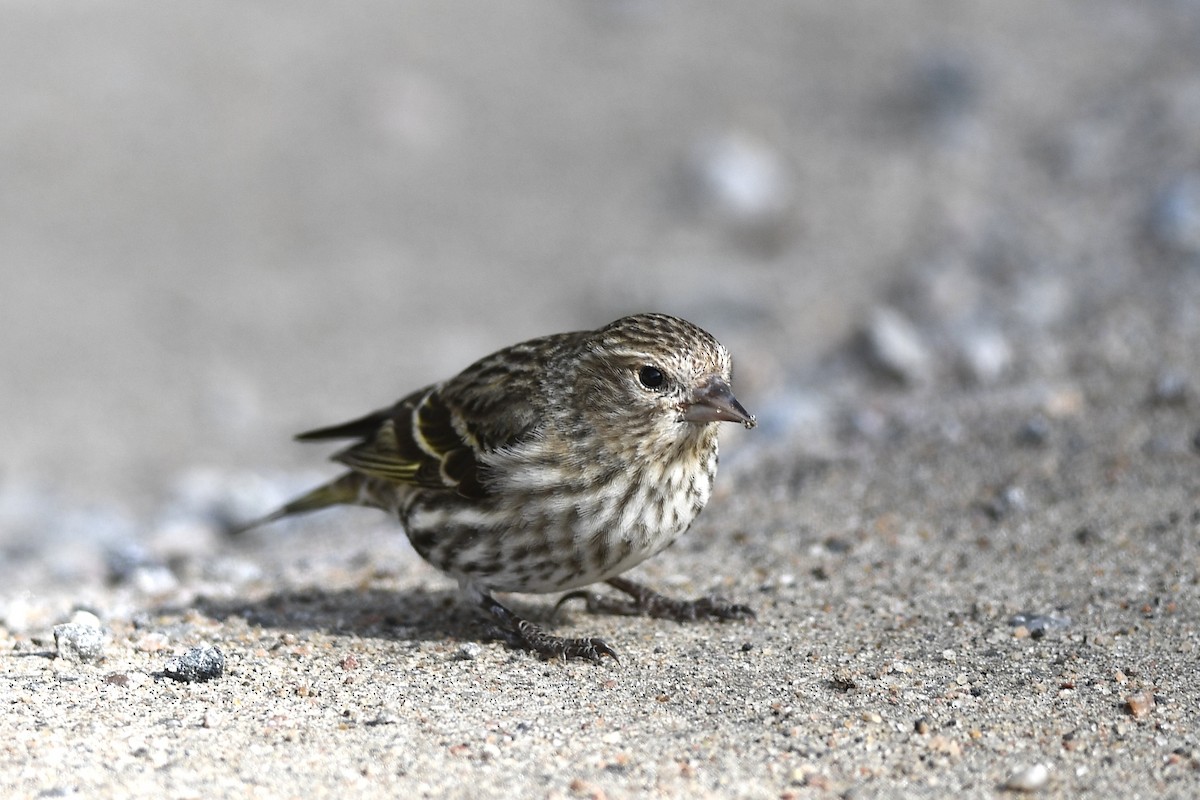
[481,594,618,664]
[556,576,755,622]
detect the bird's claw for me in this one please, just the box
[483,595,620,664]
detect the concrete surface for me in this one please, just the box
[3,2,1200,798]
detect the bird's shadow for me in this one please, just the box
[178,585,569,648]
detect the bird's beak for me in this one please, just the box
[683,376,757,429]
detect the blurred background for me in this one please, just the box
[4,1,1200,594]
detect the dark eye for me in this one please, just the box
[638,365,666,390]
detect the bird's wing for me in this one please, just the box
[416,329,580,454]
[292,385,478,498]
[294,333,570,499]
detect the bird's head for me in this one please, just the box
[572,314,756,448]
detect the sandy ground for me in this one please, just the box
[3,2,1200,798]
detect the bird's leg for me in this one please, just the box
[480,593,619,664]
[557,576,755,622]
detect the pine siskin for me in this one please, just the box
[244,313,756,662]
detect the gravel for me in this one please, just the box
[162,646,226,683]
[52,622,107,664]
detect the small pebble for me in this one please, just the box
[982,485,1027,520]
[53,623,107,664]
[863,307,933,385]
[1150,371,1189,406]
[68,610,103,628]
[454,642,482,661]
[1125,691,1155,719]
[1149,173,1200,256]
[958,328,1012,385]
[163,646,225,683]
[684,131,794,252]
[1005,763,1050,792]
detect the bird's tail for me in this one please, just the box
[230,472,376,535]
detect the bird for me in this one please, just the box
[241,312,756,662]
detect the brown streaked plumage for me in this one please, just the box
[244,313,756,662]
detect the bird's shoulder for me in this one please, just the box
[439,329,584,451]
